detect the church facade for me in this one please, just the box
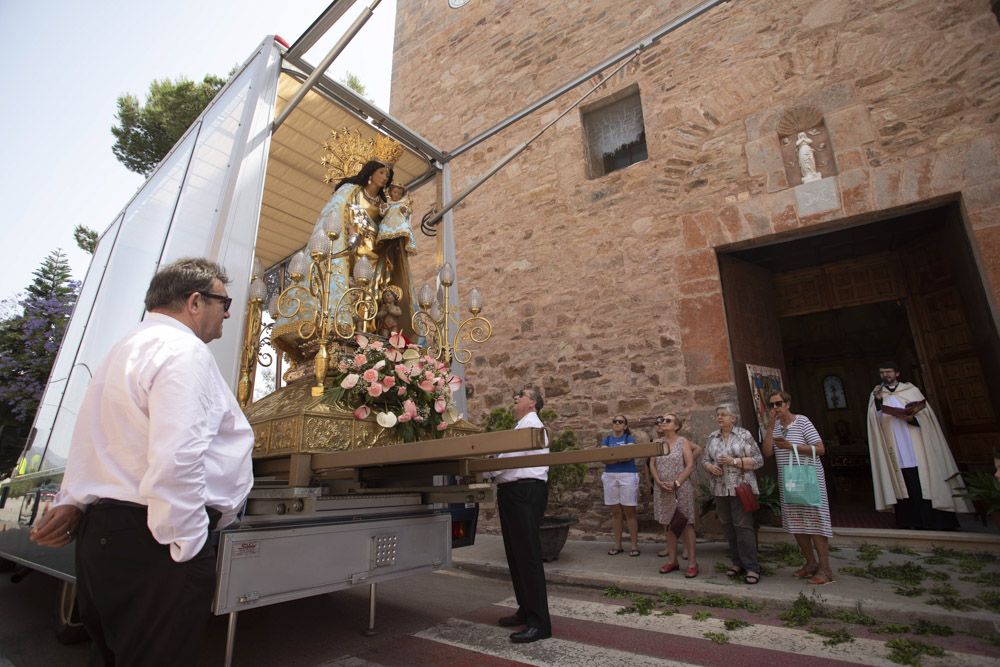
[389,0,1000,525]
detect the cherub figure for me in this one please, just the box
[375,285,403,339]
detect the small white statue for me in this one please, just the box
[796,131,822,183]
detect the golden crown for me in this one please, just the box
[321,128,405,184]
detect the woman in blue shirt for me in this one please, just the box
[602,415,640,556]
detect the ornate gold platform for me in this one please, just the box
[245,378,480,460]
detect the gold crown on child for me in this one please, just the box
[321,128,405,184]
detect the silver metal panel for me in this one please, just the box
[213,512,451,614]
[0,470,75,581]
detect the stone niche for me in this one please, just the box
[777,105,838,187]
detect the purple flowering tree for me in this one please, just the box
[0,250,79,426]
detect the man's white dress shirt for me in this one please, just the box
[56,313,254,562]
[493,411,549,484]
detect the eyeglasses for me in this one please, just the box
[769,400,785,408]
[655,417,674,424]
[612,419,625,424]
[197,291,232,312]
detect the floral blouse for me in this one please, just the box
[702,425,764,497]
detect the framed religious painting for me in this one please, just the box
[746,364,784,440]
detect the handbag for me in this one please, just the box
[735,479,759,513]
[667,508,688,538]
[782,445,821,507]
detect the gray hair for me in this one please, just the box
[522,386,544,412]
[144,257,230,311]
[715,403,740,423]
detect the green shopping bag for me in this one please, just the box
[782,445,821,507]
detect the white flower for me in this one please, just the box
[376,411,398,428]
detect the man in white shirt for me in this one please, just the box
[866,362,970,529]
[31,257,254,665]
[494,386,551,643]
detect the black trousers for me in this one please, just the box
[75,502,217,667]
[895,467,959,531]
[497,479,550,633]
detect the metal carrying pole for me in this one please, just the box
[272,0,383,132]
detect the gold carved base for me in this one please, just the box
[245,378,480,460]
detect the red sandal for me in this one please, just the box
[659,561,680,574]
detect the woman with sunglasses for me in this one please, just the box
[703,403,764,584]
[650,414,700,577]
[601,415,640,556]
[762,391,834,585]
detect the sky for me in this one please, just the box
[0,0,397,302]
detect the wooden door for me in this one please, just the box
[900,229,1000,464]
[718,255,787,439]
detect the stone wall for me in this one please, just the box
[390,0,1000,528]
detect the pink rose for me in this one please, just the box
[337,361,349,373]
[353,405,370,420]
[382,375,396,389]
[436,421,448,431]
[434,398,446,414]
[354,354,367,366]
[418,379,435,393]
[341,373,360,389]
[397,386,407,396]
[368,383,383,398]
[424,370,435,381]
[363,368,379,383]
[370,341,384,351]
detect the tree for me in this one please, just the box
[111,74,227,176]
[0,250,80,425]
[341,71,368,98]
[74,224,98,254]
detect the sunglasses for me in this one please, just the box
[612,419,626,424]
[769,400,785,408]
[655,417,674,424]
[197,291,232,312]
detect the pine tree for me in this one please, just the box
[0,250,80,425]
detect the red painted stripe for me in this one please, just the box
[460,605,864,667]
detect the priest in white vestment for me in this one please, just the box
[866,362,971,529]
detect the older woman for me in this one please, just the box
[762,391,834,585]
[703,403,764,584]
[650,413,700,577]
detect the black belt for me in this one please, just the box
[498,478,546,486]
[92,498,223,532]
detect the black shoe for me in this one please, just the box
[498,613,526,627]
[509,627,550,643]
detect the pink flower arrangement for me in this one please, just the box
[327,332,463,441]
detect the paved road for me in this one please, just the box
[1,566,994,666]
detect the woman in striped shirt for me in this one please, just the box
[762,390,834,585]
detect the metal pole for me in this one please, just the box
[363,582,377,636]
[421,51,639,231]
[272,0,383,131]
[439,163,468,417]
[224,611,239,667]
[447,0,729,159]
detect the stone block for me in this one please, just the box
[794,177,841,217]
[900,155,934,204]
[745,135,784,177]
[963,137,1000,187]
[838,168,873,216]
[679,292,731,385]
[873,163,902,210]
[835,148,865,171]
[767,189,800,233]
[963,181,1000,214]
[825,104,877,149]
